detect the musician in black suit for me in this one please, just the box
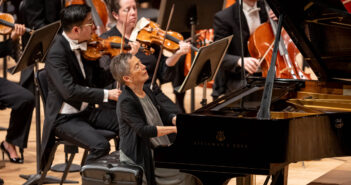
[19,0,63,93]
[212,0,268,99]
[0,24,34,165]
[40,4,120,169]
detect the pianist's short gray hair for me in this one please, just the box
[110,53,132,85]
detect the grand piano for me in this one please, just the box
[154,0,351,184]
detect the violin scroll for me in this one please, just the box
[136,20,184,53]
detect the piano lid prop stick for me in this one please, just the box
[257,14,284,119]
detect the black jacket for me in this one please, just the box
[19,0,63,92]
[117,85,176,185]
[40,34,114,170]
[212,1,267,97]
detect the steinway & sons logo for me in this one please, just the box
[334,118,344,129]
[216,130,226,142]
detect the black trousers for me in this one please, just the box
[0,78,34,148]
[54,106,118,163]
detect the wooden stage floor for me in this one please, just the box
[1,60,351,185]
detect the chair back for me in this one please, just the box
[37,69,49,106]
[0,102,6,110]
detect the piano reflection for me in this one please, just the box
[154,0,351,185]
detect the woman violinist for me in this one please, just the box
[0,13,35,176]
[100,0,190,101]
[100,0,190,76]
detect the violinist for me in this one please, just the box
[212,0,270,99]
[100,0,190,115]
[0,22,34,178]
[40,4,120,171]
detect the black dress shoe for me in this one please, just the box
[0,141,23,164]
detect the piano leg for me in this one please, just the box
[236,175,255,185]
[185,171,234,185]
[271,166,288,185]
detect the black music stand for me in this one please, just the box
[9,21,76,185]
[175,35,232,105]
[157,0,224,111]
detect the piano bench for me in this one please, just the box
[307,161,351,185]
[81,151,143,185]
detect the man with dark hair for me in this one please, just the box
[40,4,120,169]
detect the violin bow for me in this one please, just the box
[120,10,129,54]
[245,41,274,78]
[116,9,130,90]
[150,4,175,90]
[258,41,275,66]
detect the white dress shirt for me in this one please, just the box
[59,32,108,114]
[242,1,261,35]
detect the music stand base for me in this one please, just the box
[20,174,78,185]
[51,163,81,172]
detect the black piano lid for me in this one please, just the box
[266,0,351,81]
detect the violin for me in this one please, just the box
[83,33,154,60]
[0,13,32,34]
[136,20,198,54]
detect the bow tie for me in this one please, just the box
[248,7,261,14]
[70,42,87,51]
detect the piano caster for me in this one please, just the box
[236,175,255,185]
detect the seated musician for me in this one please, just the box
[111,53,197,185]
[0,24,34,184]
[40,4,120,169]
[212,0,270,99]
[99,0,190,114]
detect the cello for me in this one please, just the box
[247,3,311,80]
[65,0,108,35]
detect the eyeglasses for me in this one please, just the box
[82,22,95,27]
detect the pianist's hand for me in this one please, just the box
[237,57,259,74]
[108,89,122,101]
[172,116,177,125]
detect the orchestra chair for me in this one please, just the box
[0,103,6,166]
[0,101,7,132]
[36,69,119,185]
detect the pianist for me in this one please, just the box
[111,53,198,185]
